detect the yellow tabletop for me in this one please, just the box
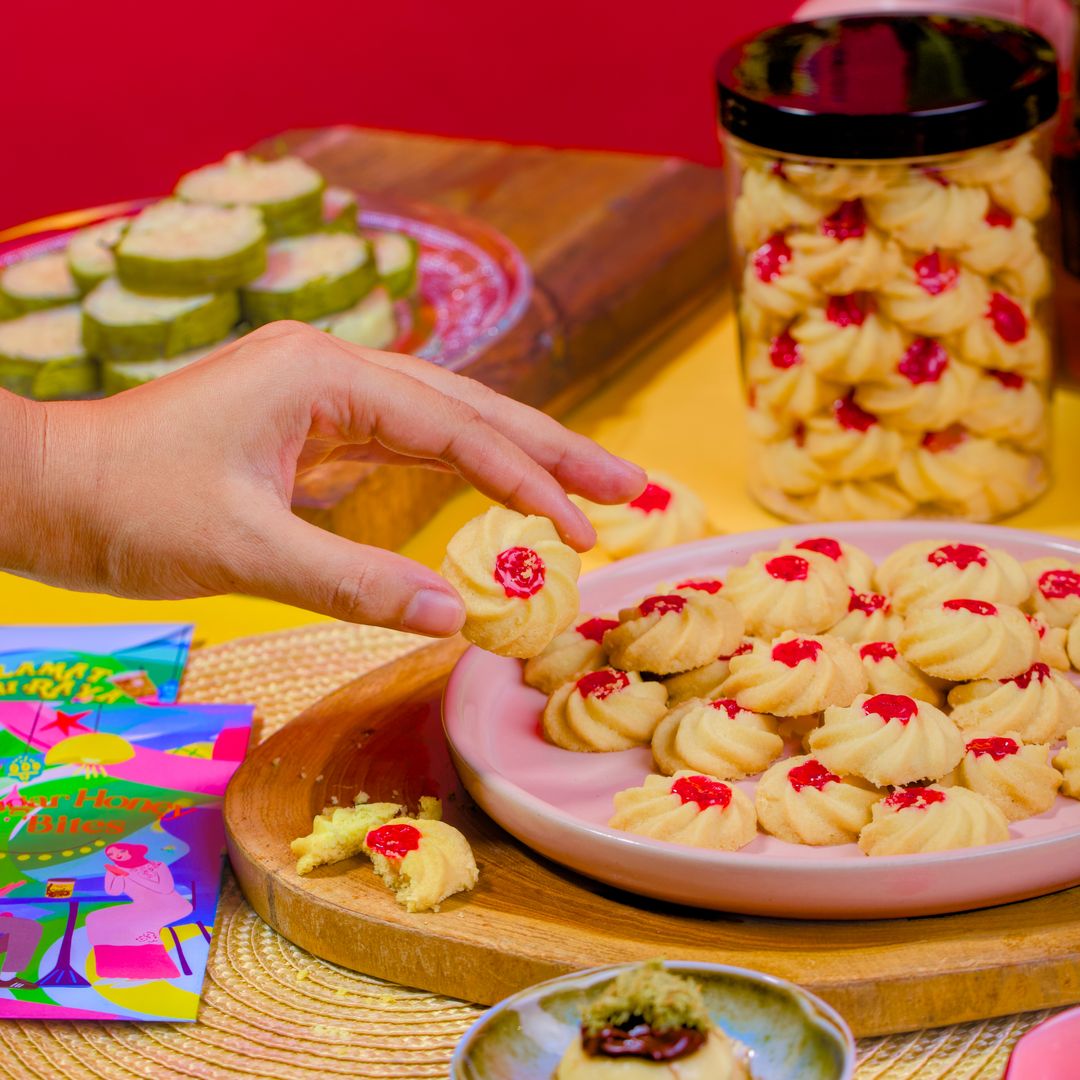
[2,298,1078,637]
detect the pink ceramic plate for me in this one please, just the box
[1004,1005,1080,1078]
[444,521,1080,920]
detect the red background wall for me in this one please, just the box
[3,0,797,230]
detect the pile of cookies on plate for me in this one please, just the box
[521,533,1080,856]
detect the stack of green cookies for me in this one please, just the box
[0,153,420,399]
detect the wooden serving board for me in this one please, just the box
[223,640,1080,1038]
[250,126,728,551]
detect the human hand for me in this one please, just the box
[8,322,645,635]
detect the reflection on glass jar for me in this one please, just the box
[717,14,1060,522]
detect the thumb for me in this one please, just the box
[235,511,466,636]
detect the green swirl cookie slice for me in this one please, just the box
[102,333,237,395]
[314,286,397,348]
[116,200,266,295]
[83,278,239,362]
[0,253,81,314]
[176,153,325,238]
[67,218,129,292]
[0,305,98,399]
[372,232,419,298]
[240,233,376,325]
[321,186,359,233]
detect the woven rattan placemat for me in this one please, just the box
[0,622,1057,1079]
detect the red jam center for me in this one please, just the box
[721,642,754,660]
[860,641,898,662]
[921,425,968,453]
[967,735,1020,760]
[769,330,803,369]
[629,482,672,514]
[366,823,422,859]
[898,338,948,384]
[575,617,620,644]
[765,555,809,581]
[753,233,792,282]
[1003,662,1051,689]
[796,537,842,561]
[639,594,687,617]
[849,588,889,614]
[576,669,629,700]
[821,199,867,240]
[1026,613,1047,638]
[914,252,959,296]
[772,638,822,667]
[788,759,841,792]
[709,698,743,719]
[793,421,807,447]
[922,166,950,187]
[988,291,1028,343]
[676,578,723,594]
[826,293,869,328]
[1039,569,1080,600]
[985,204,1014,228]
[494,547,545,598]
[862,693,917,724]
[885,787,947,811]
[927,543,987,570]
[834,393,878,432]
[582,1024,705,1063]
[989,368,1025,389]
[672,774,732,810]
[944,598,997,616]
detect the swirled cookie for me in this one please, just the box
[806,479,915,522]
[651,697,783,780]
[787,203,902,293]
[830,589,904,645]
[741,233,819,320]
[1027,613,1070,671]
[755,433,826,496]
[966,369,1048,452]
[948,138,1050,220]
[857,642,946,707]
[542,669,669,752]
[720,632,866,717]
[949,291,1050,380]
[609,771,757,851]
[958,209,1050,301]
[791,294,903,383]
[732,168,831,249]
[442,507,581,658]
[662,641,756,706]
[954,445,1046,523]
[853,339,977,433]
[865,172,990,251]
[604,590,744,675]
[1054,729,1080,799]
[878,252,986,337]
[875,539,1029,614]
[858,784,1009,856]
[522,615,620,695]
[808,693,964,787]
[802,395,905,481]
[364,817,479,913]
[899,599,1038,681]
[947,662,1080,743]
[777,536,876,591]
[573,474,709,559]
[755,754,879,845]
[722,551,848,637]
[746,331,844,420]
[781,159,901,200]
[895,427,1005,510]
[1024,558,1080,629]
[291,793,402,876]
[943,734,1060,821]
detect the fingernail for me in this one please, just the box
[403,589,465,636]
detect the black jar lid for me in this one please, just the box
[716,14,1058,160]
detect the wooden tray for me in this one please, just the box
[223,639,1080,1038]
[251,126,728,551]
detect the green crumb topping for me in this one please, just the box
[581,961,713,1036]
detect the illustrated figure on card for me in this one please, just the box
[85,843,193,981]
[0,883,41,989]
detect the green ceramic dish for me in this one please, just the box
[451,961,855,1080]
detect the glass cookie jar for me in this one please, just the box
[716,14,1060,522]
